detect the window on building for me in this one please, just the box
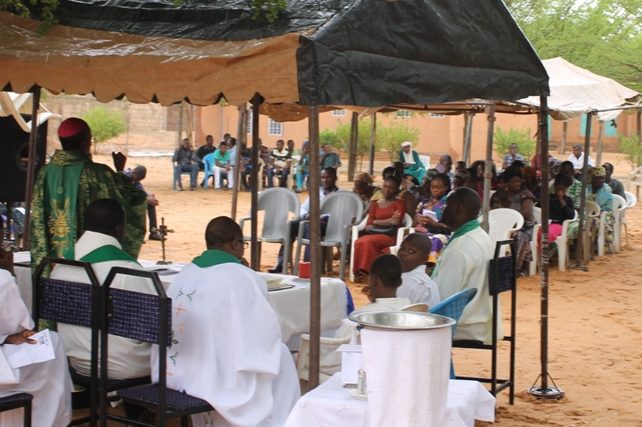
[396,110,412,118]
[268,118,283,136]
[429,113,445,118]
[332,109,347,117]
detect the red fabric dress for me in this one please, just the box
[353,198,406,274]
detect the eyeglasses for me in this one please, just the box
[236,239,249,249]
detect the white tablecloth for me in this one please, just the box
[13,254,348,347]
[283,373,496,427]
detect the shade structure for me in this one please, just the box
[520,57,639,122]
[0,0,548,108]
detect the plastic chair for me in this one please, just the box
[102,267,212,426]
[529,207,541,276]
[451,240,517,404]
[349,213,413,282]
[294,191,363,280]
[418,154,431,169]
[554,210,578,272]
[0,393,32,427]
[401,303,429,312]
[239,188,301,273]
[201,152,216,189]
[487,209,524,252]
[611,194,626,252]
[627,165,642,199]
[623,191,637,247]
[296,333,351,383]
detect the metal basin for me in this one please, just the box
[349,311,455,331]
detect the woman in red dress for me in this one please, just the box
[353,176,406,281]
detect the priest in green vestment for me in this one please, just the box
[30,117,147,269]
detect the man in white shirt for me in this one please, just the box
[156,216,299,427]
[397,234,440,308]
[431,187,497,344]
[50,198,155,380]
[0,247,72,427]
[567,143,594,171]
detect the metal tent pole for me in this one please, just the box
[231,104,247,221]
[462,112,474,164]
[595,121,604,166]
[347,112,359,181]
[529,94,564,399]
[574,111,595,269]
[250,95,262,270]
[368,113,377,175]
[21,86,41,250]
[481,104,495,232]
[307,105,321,389]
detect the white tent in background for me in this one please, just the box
[0,91,56,131]
[519,57,639,121]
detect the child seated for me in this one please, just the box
[397,234,441,308]
[549,174,577,243]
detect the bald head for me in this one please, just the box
[441,187,481,230]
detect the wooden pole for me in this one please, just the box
[574,111,594,268]
[560,121,568,154]
[595,121,604,166]
[368,113,377,175]
[230,104,247,221]
[347,112,359,181]
[462,112,474,164]
[250,96,261,270]
[21,86,41,250]
[307,105,322,389]
[481,104,495,232]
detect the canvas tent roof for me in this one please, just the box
[0,0,548,109]
[519,57,639,122]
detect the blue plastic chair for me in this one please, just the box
[202,152,216,189]
[429,287,477,378]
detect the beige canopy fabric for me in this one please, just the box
[0,12,304,106]
[519,57,640,122]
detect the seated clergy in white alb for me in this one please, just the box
[0,252,72,427]
[431,187,498,344]
[154,216,300,427]
[50,198,155,380]
[397,233,441,308]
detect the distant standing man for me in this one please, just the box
[30,117,146,269]
[567,143,594,172]
[173,138,199,191]
[502,143,524,169]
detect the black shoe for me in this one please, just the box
[268,264,283,274]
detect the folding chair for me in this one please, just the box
[0,393,33,427]
[451,239,517,404]
[102,267,212,427]
[33,257,102,426]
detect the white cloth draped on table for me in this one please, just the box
[0,269,72,427]
[361,326,452,427]
[153,262,300,427]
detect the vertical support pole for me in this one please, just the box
[22,86,41,250]
[462,112,474,164]
[177,102,184,147]
[231,104,247,221]
[307,105,321,389]
[368,113,377,175]
[481,104,495,232]
[595,121,605,166]
[574,111,594,267]
[250,96,262,271]
[347,112,359,181]
[560,121,568,154]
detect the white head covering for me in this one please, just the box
[401,141,412,148]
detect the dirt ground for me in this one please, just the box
[90,134,642,426]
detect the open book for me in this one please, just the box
[2,329,56,369]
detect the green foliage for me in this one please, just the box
[0,0,59,32]
[494,126,536,160]
[250,0,287,23]
[619,134,642,168]
[505,0,642,93]
[82,107,125,144]
[377,119,420,162]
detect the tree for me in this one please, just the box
[619,135,642,168]
[494,126,536,160]
[82,106,125,151]
[505,0,642,93]
[377,118,420,162]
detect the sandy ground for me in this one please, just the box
[90,136,642,426]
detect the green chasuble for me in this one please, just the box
[30,150,147,270]
[192,249,241,268]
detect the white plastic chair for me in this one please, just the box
[418,154,431,169]
[487,208,524,254]
[610,194,627,253]
[623,191,637,247]
[296,333,351,383]
[627,165,642,199]
[294,191,363,280]
[529,207,541,276]
[554,210,578,272]
[349,213,413,282]
[239,187,300,273]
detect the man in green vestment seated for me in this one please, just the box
[398,141,426,184]
[30,117,147,269]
